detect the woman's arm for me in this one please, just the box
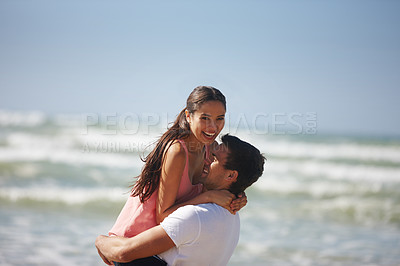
[156,141,187,224]
[158,189,237,218]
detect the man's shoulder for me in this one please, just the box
[190,203,239,222]
[166,203,239,224]
[168,204,213,218]
[160,203,240,251]
[165,204,198,220]
[172,203,217,211]
[196,203,233,212]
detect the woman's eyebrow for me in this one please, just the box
[200,113,211,117]
[200,113,225,117]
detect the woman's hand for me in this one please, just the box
[230,192,247,214]
[204,190,236,214]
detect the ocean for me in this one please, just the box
[0,110,399,266]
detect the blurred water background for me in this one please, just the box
[0,109,399,266]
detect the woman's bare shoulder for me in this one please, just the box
[164,140,186,162]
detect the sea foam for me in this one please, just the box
[0,110,47,127]
[0,186,127,205]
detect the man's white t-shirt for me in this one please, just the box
[159,203,240,266]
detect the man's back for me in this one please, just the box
[159,203,240,265]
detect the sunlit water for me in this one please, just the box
[0,110,399,265]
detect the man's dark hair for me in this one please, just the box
[221,134,265,195]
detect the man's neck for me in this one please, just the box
[201,186,229,193]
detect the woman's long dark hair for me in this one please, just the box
[132,86,226,202]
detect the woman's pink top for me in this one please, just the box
[109,139,204,238]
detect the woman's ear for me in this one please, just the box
[185,110,191,124]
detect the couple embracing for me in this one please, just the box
[96,86,265,265]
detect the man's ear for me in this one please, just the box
[226,170,238,182]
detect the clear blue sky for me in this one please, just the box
[1,0,399,136]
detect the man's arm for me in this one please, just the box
[95,225,175,263]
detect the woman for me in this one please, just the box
[109,86,246,240]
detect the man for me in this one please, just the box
[96,134,265,265]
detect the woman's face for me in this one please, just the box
[186,100,226,145]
